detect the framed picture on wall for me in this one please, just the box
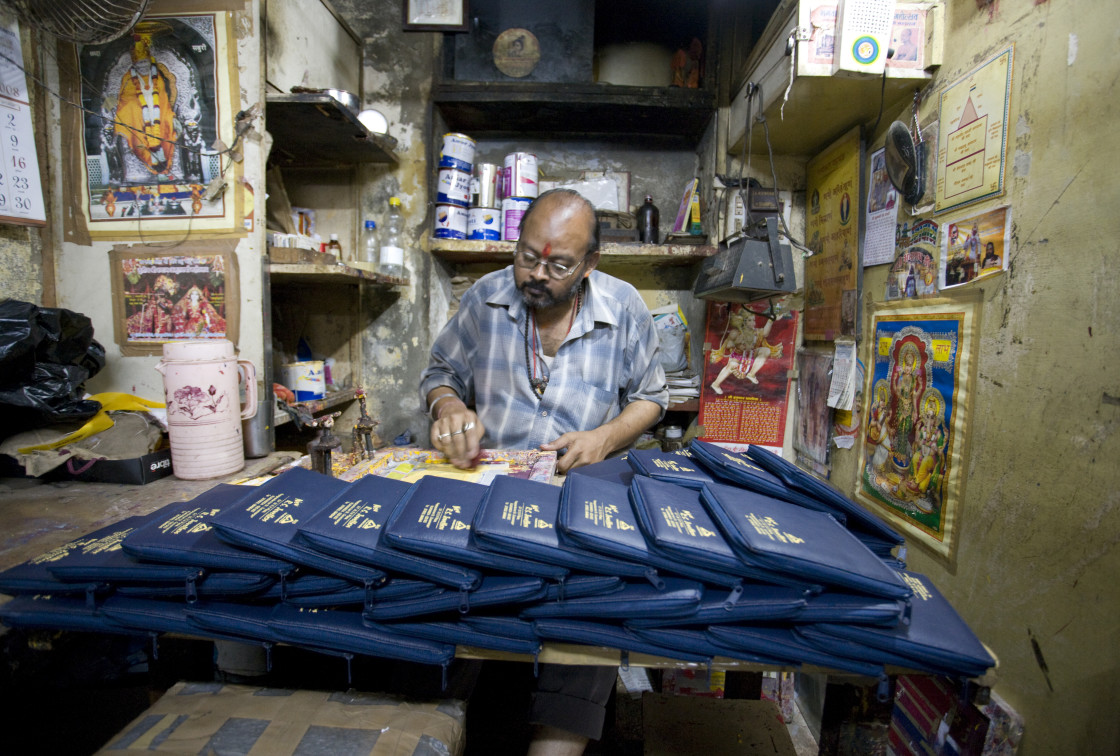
[403,0,469,32]
[855,292,982,565]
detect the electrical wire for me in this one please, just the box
[738,81,814,258]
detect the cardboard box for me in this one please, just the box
[97,681,466,755]
[46,448,174,485]
[642,694,797,756]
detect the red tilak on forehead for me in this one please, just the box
[541,243,551,258]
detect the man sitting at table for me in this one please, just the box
[419,188,668,754]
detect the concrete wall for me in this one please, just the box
[826,1,1120,753]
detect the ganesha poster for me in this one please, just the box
[72,11,241,238]
[699,298,799,453]
[855,294,981,562]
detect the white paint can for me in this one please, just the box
[467,206,501,240]
[502,196,532,241]
[433,203,468,239]
[439,132,476,172]
[436,167,471,206]
[281,360,326,402]
[503,152,538,199]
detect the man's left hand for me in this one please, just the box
[540,429,612,474]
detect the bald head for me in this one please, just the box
[520,188,600,255]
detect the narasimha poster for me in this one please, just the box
[73,12,242,238]
[699,298,799,453]
[856,295,981,563]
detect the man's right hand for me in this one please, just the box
[430,404,485,469]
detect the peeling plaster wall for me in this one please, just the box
[329,0,440,443]
[0,227,41,305]
[823,1,1120,753]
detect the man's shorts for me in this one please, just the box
[528,663,618,740]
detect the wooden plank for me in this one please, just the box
[266,94,399,168]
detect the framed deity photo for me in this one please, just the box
[403,0,469,32]
[855,293,981,564]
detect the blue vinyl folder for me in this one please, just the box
[558,473,742,589]
[629,475,822,593]
[209,467,387,586]
[624,584,808,628]
[700,482,912,601]
[521,578,703,620]
[473,475,649,578]
[0,595,131,634]
[268,604,456,670]
[567,455,635,486]
[706,624,886,678]
[626,448,715,490]
[531,618,710,664]
[43,516,204,591]
[383,476,568,580]
[122,484,295,576]
[362,575,549,620]
[802,570,994,678]
[366,619,542,658]
[688,439,843,523]
[296,474,482,590]
[744,444,903,546]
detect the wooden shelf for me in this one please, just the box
[268,261,408,287]
[433,82,715,146]
[274,387,360,427]
[428,238,716,266]
[265,93,399,168]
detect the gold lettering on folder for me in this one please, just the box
[746,513,803,544]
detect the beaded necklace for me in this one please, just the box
[524,282,583,396]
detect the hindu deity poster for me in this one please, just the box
[73,12,241,238]
[804,126,863,341]
[699,298,799,453]
[856,295,981,562]
[109,244,239,355]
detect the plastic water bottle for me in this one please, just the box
[362,220,379,266]
[379,197,406,279]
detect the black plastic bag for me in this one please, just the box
[0,299,105,435]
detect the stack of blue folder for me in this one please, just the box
[0,442,993,686]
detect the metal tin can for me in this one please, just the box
[467,206,501,240]
[472,162,500,208]
[503,152,538,199]
[439,132,475,172]
[433,203,468,239]
[281,360,326,401]
[436,167,471,207]
[501,196,532,241]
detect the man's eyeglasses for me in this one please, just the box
[513,247,586,280]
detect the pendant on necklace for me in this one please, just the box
[531,377,548,395]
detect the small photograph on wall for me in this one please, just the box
[74,12,241,238]
[886,219,940,300]
[109,246,239,356]
[939,206,1010,289]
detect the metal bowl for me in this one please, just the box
[324,89,360,115]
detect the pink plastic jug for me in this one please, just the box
[156,340,258,480]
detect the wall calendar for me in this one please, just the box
[0,12,45,227]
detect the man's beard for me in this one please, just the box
[519,275,581,310]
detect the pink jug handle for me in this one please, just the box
[238,360,259,420]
